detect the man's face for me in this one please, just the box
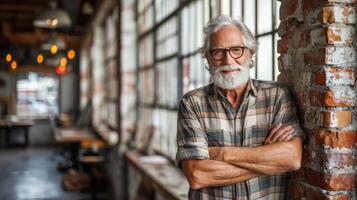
[206,25,253,89]
[207,25,252,68]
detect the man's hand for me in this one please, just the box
[264,123,294,144]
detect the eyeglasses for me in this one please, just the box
[209,46,247,61]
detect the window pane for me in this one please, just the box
[276,0,281,29]
[250,64,256,79]
[257,0,272,34]
[210,0,219,18]
[196,0,203,50]
[156,17,178,59]
[138,34,154,67]
[220,0,231,15]
[243,0,256,34]
[232,0,242,18]
[274,32,279,80]
[156,58,178,107]
[257,35,273,80]
[181,7,189,55]
[203,0,210,24]
[189,4,196,53]
[138,69,155,104]
[16,73,59,118]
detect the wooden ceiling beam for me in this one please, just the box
[0,12,36,19]
[1,22,80,49]
[0,4,45,12]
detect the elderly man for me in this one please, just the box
[176,15,304,199]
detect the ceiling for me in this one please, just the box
[0,0,99,48]
[0,0,100,70]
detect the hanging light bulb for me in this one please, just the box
[60,57,67,66]
[5,53,12,62]
[50,44,58,54]
[10,61,17,70]
[67,49,75,60]
[55,65,66,75]
[37,54,44,64]
[33,0,72,29]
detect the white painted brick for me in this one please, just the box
[326,46,356,65]
[310,25,356,45]
[307,5,356,27]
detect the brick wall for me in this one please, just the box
[278,0,356,199]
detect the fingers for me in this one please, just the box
[265,123,282,143]
[276,128,294,142]
[265,124,294,144]
[270,126,294,143]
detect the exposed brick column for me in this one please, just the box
[278,0,356,199]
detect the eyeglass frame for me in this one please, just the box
[209,46,247,61]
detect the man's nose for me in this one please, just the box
[222,51,236,65]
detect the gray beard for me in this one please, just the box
[210,62,250,89]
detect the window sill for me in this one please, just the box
[125,150,189,200]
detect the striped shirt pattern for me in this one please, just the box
[176,79,304,200]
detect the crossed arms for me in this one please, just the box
[182,135,302,190]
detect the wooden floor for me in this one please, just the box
[0,147,111,200]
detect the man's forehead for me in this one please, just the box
[210,25,244,47]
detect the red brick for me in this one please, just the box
[289,181,351,200]
[277,39,289,54]
[278,18,299,37]
[292,29,310,48]
[302,167,356,190]
[315,70,327,85]
[315,67,355,86]
[326,172,356,190]
[304,46,355,65]
[323,90,355,106]
[295,88,310,106]
[304,48,326,65]
[322,110,352,128]
[280,0,299,20]
[326,27,342,43]
[310,89,356,107]
[323,151,355,169]
[317,129,357,148]
[303,0,356,16]
[306,187,350,200]
[317,6,356,24]
[277,71,289,83]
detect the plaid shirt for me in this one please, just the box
[176,79,304,200]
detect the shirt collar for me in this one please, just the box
[211,79,258,99]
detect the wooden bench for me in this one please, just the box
[125,150,189,200]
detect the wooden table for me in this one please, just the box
[54,127,97,144]
[0,118,34,147]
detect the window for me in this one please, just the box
[16,72,59,118]
[86,8,121,144]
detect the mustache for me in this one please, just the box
[211,64,246,75]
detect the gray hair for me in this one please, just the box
[200,15,258,57]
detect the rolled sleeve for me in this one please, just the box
[273,88,306,141]
[175,98,209,167]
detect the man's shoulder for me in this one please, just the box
[252,79,290,94]
[182,83,214,100]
